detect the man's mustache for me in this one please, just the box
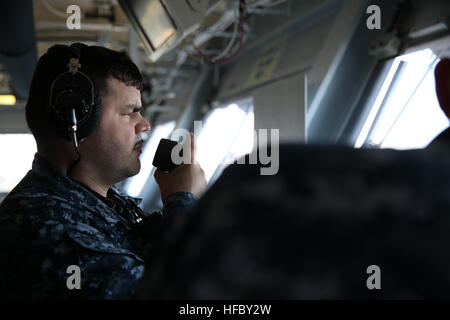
[134,132,149,148]
[134,140,143,149]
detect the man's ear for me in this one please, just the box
[435,58,450,119]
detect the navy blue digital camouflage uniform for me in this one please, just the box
[0,153,197,299]
[139,143,450,299]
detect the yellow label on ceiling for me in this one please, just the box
[246,35,287,87]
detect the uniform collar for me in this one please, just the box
[31,153,143,225]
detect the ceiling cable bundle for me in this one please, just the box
[193,0,246,65]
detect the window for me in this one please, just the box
[0,134,37,193]
[196,98,254,183]
[355,49,449,150]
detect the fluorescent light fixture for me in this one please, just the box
[355,59,401,148]
[0,95,16,105]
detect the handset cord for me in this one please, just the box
[67,107,81,177]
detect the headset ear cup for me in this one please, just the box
[76,92,101,140]
[49,90,101,141]
[48,102,73,141]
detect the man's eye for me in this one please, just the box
[124,108,143,116]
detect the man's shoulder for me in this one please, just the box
[0,185,71,220]
[0,191,78,251]
[0,181,107,242]
[0,177,141,259]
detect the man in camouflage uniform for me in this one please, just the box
[0,44,206,299]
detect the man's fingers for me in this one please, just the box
[190,132,196,164]
[154,168,166,181]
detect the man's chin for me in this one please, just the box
[128,161,141,177]
[118,157,141,180]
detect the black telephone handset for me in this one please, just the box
[152,138,182,172]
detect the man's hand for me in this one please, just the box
[154,132,207,204]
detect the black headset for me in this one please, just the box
[49,43,102,143]
[48,43,102,172]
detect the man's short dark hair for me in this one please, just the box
[26,44,143,145]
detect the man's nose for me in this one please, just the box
[137,116,151,133]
